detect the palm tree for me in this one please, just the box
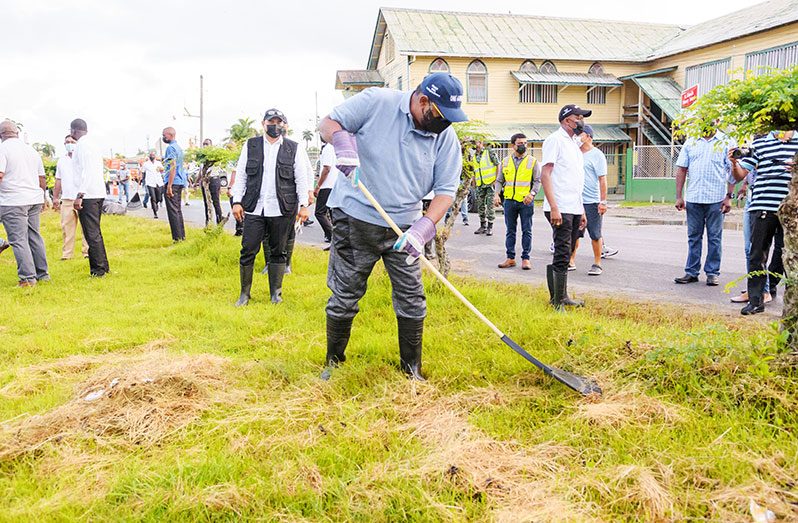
[302,129,314,150]
[224,118,258,147]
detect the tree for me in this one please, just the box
[32,142,55,159]
[674,65,798,351]
[185,145,239,228]
[433,121,491,277]
[302,129,314,150]
[224,118,258,147]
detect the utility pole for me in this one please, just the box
[199,74,204,144]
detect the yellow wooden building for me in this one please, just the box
[336,0,798,193]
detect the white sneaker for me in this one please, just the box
[601,246,619,258]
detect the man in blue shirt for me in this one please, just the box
[673,128,735,286]
[572,125,609,276]
[318,73,466,381]
[161,127,186,242]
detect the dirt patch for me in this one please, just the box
[0,348,234,461]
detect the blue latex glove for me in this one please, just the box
[393,216,436,264]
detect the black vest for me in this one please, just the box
[241,136,299,216]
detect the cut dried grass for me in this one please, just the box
[0,348,233,461]
[396,387,593,522]
[573,386,683,428]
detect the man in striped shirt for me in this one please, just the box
[731,130,797,315]
[673,129,735,286]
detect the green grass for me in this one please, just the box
[0,212,796,522]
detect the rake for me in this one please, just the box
[357,179,602,396]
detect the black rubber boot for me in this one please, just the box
[486,223,493,236]
[546,264,556,306]
[235,264,254,307]
[397,316,426,381]
[267,262,286,304]
[321,315,353,380]
[474,221,486,234]
[554,269,584,308]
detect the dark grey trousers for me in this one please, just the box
[326,208,426,320]
[0,204,49,282]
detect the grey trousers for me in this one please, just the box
[0,204,49,283]
[326,208,426,320]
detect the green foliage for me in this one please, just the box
[224,117,258,147]
[674,66,798,142]
[32,142,55,159]
[185,145,238,167]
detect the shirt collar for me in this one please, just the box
[263,135,284,146]
[557,127,570,139]
[768,130,798,142]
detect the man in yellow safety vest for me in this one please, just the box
[471,140,499,236]
[494,133,541,270]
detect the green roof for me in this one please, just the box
[632,77,684,120]
[479,124,631,143]
[367,2,798,68]
[511,71,622,86]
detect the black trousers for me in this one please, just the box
[229,195,243,235]
[315,188,333,241]
[77,198,109,276]
[164,184,186,241]
[147,185,163,217]
[545,212,582,273]
[202,177,223,224]
[747,211,785,300]
[240,213,293,267]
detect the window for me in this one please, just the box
[745,41,798,76]
[429,58,450,73]
[383,32,395,64]
[397,75,403,91]
[587,63,607,105]
[685,58,731,97]
[467,60,488,102]
[519,60,537,73]
[597,143,617,165]
[537,61,558,104]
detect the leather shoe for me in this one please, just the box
[674,274,699,284]
[741,302,765,315]
[498,259,516,269]
[706,275,719,286]
[521,259,531,270]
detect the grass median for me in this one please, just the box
[0,211,795,521]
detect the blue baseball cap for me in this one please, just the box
[583,124,595,137]
[420,73,468,123]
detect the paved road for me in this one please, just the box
[128,189,783,316]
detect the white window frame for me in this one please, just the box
[685,58,731,97]
[467,59,488,103]
[745,41,798,76]
[429,57,450,73]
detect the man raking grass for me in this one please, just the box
[318,73,467,381]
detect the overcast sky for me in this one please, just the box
[2,0,759,156]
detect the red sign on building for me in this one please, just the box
[681,85,699,108]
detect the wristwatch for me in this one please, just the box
[725,192,733,199]
[599,200,607,205]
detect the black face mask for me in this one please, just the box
[515,144,526,155]
[420,107,451,134]
[572,120,585,136]
[266,124,282,138]
[162,137,171,144]
[149,156,155,161]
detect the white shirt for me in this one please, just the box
[0,137,45,206]
[542,127,585,215]
[141,159,164,187]
[72,135,107,199]
[56,155,79,200]
[232,136,310,217]
[319,144,340,190]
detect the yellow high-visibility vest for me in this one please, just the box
[502,155,537,202]
[472,151,497,187]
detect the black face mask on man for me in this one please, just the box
[572,120,585,136]
[266,124,282,138]
[149,155,155,161]
[162,137,171,144]
[420,106,451,134]
[515,144,526,155]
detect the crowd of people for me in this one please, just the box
[1,72,794,378]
